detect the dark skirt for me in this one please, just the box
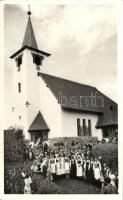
[70,164,76,178]
[88,167,94,183]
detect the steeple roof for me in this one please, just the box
[28,111,49,131]
[22,15,38,49]
[10,9,51,59]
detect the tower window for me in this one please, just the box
[15,55,23,71]
[32,53,44,70]
[18,83,21,93]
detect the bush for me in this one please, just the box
[92,143,118,174]
[4,128,25,163]
[49,137,98,147]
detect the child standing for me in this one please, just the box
[24,174,32,194]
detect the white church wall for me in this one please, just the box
[5,52,28,138]
[61,109,102,140]
[38,77,62,138]
[25,49,62,139]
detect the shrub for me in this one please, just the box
[49,137,98,147]
[4,128,25,163]
[92,143,118,174]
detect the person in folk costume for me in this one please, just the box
[100,177,117,194]
[99,170,105,189]
[46,158,51,182]
[29,146,33,160]
[39,152,44,166]
[37,155,42,171]
[41,155,48,178]
[21,168,26,179]
[81,149,85,159]
[24,173,32,194]
[35,138,40,147]
[93,157,101,181]
[88,157,94,184]
[58,153,65,175]
[82,157,86,179]
[55,154,61,178]
[76,155,83,178]
[98,156,103,169]
[108,169,116,187]
[85,156,90,181]
[31,160,38,172]
[102,163,107,178]
[34,149,40,160]
[49,154,56,181]
[70,155,76,179]
[64,155,71,179]
[23,146,29,162]
[105,165,110,178]
[85,143,90,150]
[86,147,92,159]
[43,141,49,152]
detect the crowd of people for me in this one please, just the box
[21,139,118,194]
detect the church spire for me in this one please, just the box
[22,6,38,49]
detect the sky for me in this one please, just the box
[4,4,117,102]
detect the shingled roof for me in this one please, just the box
[28,111,49,131]
[38,72,118,127]
[96,105,118,128]
[22,16,38,49]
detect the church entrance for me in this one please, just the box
[30,131,48,143]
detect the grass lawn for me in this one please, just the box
[55,178,100,194]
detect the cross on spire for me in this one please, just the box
[27,5,31,16]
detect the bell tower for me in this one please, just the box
[9,7,51,138]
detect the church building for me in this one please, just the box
[5,10,118,142]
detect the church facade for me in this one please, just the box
[5,10,118,142]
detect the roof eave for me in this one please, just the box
[61,106,103,114]
[28,128,50,132]
[96,124,118,129]
[10,45,51,59]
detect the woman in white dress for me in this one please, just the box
[49,154,56,181]
[76,155,83,178]
[59,154,65,175]
[24,174,32,194]
[56,155,61,176]
[82,157,86,178]
[93,158,101,180]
